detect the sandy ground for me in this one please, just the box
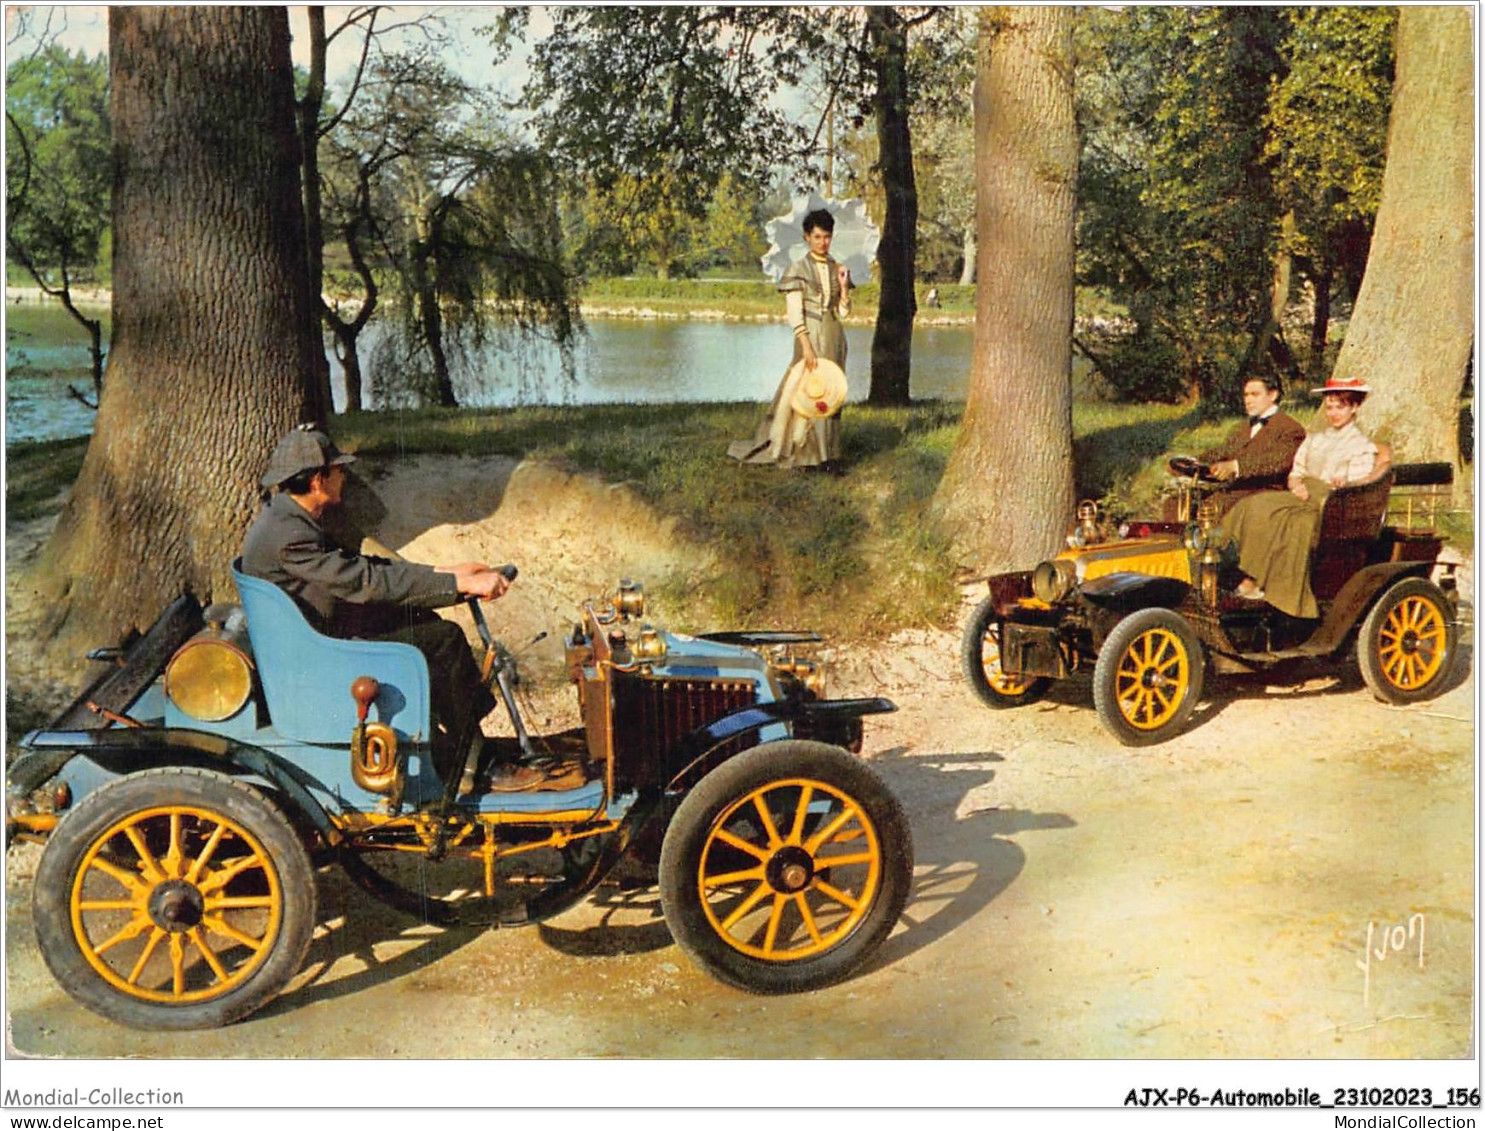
[3,456,1475,1061]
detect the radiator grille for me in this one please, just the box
[611,677,756,788]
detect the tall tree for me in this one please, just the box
[1264,7,1394,379]
[5,45,111,406]
[864,6,919,406]
[1076,8,1288,405]
[33,7,317,656]
[515,6,947,403]
[936,7,1076,568]
[518,6,805,279]
[1329,7,1473,469]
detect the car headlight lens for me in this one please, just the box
[1032,558,1077,604]
[1183,523,1208,553]
[166,637,254,721]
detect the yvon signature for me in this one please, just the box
[1356,914,1425,1005]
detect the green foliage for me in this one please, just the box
[5,45,111,287]
[906,8,976,282]
[318,44,578,407]
[516,8,814,277]
[1265,6,1394,363]
[1266,9,1394,230]
[1076,8,1395,406]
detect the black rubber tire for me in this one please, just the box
[659,741,912,994]
[33,767,316,1030]
[1092,608,1205,747]
[1356,578,1457,705]
[961,595,1052,709]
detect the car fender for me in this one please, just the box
[1078,573,1193,617]
[1304,561,1445,657]
[10,728,339,847]
[663,697,896,793]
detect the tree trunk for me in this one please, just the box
[958,229,977,286]
[298,6,334,420]
[866,6,917,406]
[935,7,1076,570]
[1331,7,1473,468]
[411,199,457,407]
[329,197,379,413]
[31,6,316,659]
[1309,257,1333,382]
[1239,210,1296,383]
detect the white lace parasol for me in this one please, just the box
[760,193,880,286]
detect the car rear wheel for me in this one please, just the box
[1357,578,1457,705]
[961,596,1051,709]
[659,741,912,994]
[1093,608,1205,746]
[33,768,315,1030]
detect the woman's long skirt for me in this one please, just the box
[1222,478,1334,618]
[727,312,845,468]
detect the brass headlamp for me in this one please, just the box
[1032,558,1078,604]
[165,620,254,722]
[612,578,645,620]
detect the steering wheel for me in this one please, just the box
[1166,455,1220,483]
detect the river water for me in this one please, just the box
[6,301,1079,445]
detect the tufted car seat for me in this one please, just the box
[231,562,431,744]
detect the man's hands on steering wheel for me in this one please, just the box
[1164,451,1223,483]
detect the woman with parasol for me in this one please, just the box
[728,207,852,470]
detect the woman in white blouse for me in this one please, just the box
[728,209,851,469]
[1221,377,1380,617]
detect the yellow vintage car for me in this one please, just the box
[962,457,1459,745]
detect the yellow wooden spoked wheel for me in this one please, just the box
[697,776,880,962]
[659,741,913,994]
[1358,578,1457,705]
[34,769,315,1030]
[71,805,282,1002]
[1093,608,1205,746]
[960,595,1051,709]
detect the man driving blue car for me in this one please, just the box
[240,424,543,791]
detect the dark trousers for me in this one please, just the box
[338,607,496,776]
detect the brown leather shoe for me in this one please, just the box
[488,763,546,793]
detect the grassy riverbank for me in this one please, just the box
[13,399,1370,637]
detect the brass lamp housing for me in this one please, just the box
[165,636,254,722]
[772,656,826,698]
[613,578,646,620]
[632,624,667,662]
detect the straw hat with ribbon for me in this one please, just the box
[1310,375,1371,396]
[788,358,848,420]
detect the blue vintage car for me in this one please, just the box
[7,570,912,1030]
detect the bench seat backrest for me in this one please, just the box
[232,563,431,744]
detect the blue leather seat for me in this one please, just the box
[232,563,431,745]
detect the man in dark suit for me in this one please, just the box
[241,425,541,790]
[1200,376,1306,508]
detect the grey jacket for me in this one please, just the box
[240,491,458,633]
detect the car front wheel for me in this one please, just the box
[961,596,1052,709]
[1093,608,1205,746]
[659,741,913,994]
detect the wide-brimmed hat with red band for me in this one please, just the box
[1310,375,1371,395]
[789,358,848,419]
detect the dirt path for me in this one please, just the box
[4,456,1475,1060]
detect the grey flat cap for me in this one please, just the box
[260,425,356,487]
